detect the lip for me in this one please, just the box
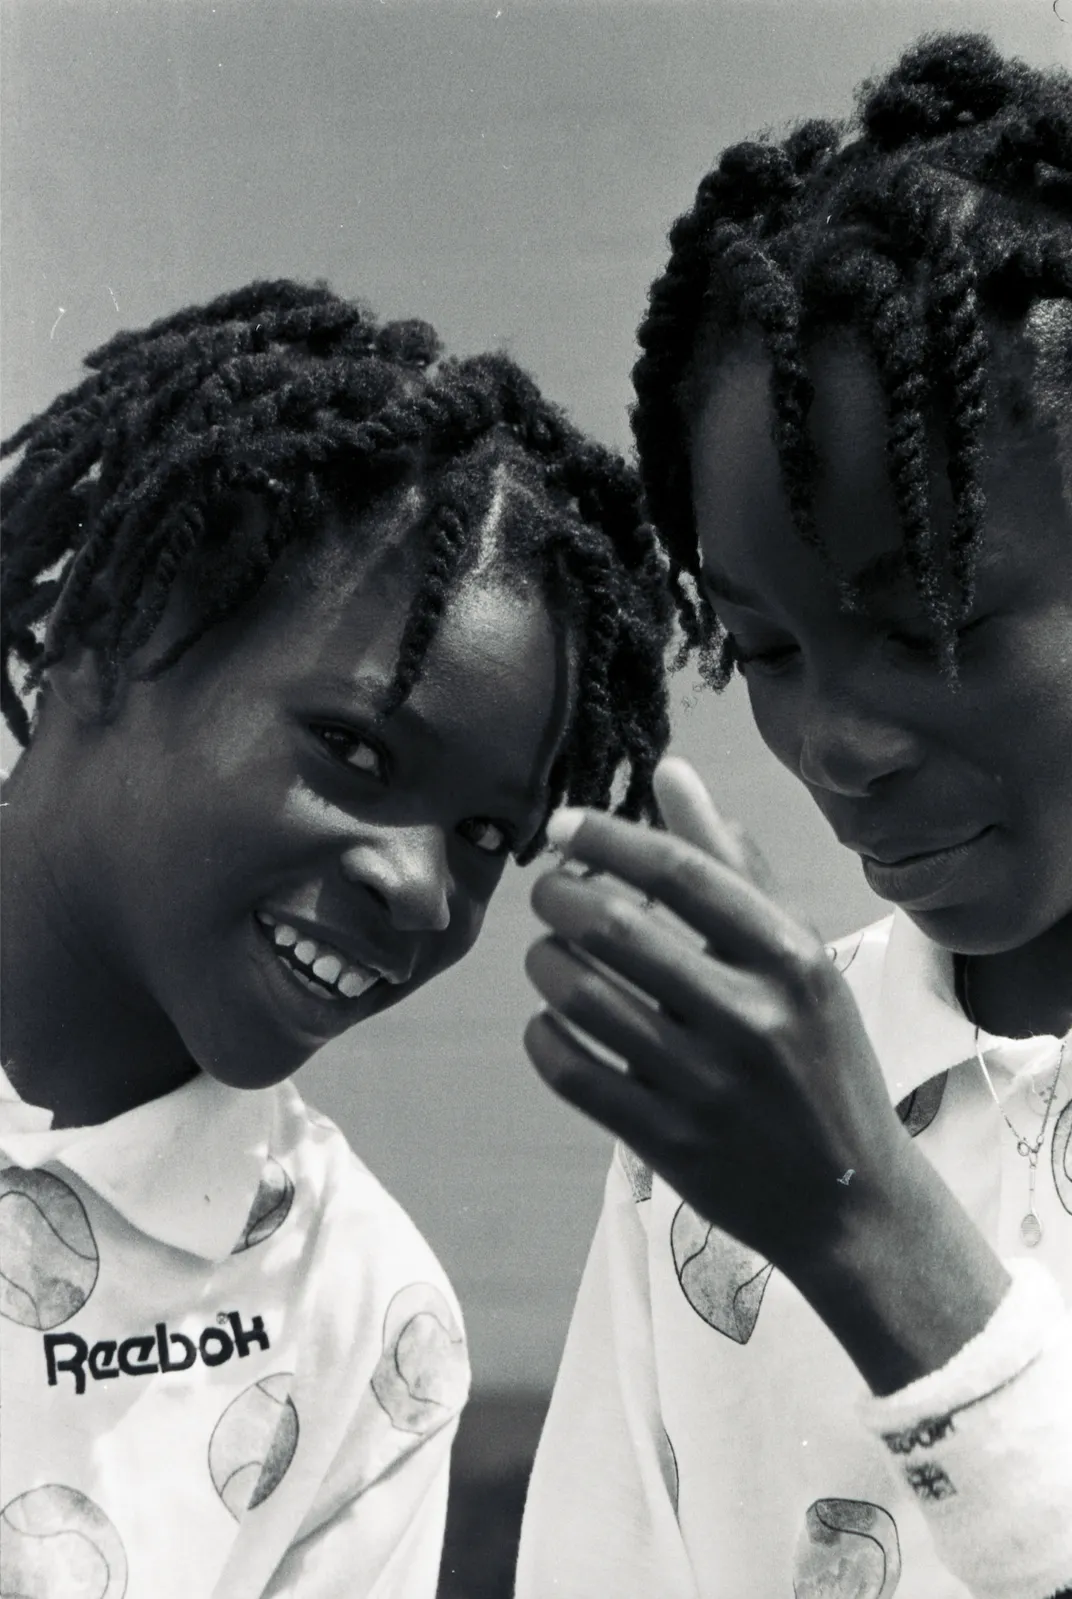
[250,916,380,1020]
[255,908,414,987]
[859,827,995,906]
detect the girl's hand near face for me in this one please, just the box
[528,757,902,1262]
[525,757,1009,1396]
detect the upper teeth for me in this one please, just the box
[256,913,381,1000]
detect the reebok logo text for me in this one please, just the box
[44,1311,270,1394]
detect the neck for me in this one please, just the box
[1,762,197,1128]
[958,915,1072,1040]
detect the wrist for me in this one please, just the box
[784,1139,1010,1396]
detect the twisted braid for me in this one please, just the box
[633,32,1072,678]
[383,488,473,719]
[2,280,673,842]
[929,223,991,616]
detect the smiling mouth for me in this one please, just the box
[862,828,993,868]
[254,911,382,1003]
[859,827,994,905]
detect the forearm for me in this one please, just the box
[785,1139,1009,1396]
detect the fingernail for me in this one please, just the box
[546,807,586,853]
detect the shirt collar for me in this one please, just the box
[0,1064,275,1262]
[871,911,976,1101]
[869,910,1064,1102]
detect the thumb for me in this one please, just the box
[653,756,742,862]
[653,756,780,898]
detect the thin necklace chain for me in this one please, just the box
[973,1028,1065,1247]
[961,954,1068,1247]
[972,1026,1065,1158]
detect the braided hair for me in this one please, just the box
[2,279,673,854]
[632,32,1072,681]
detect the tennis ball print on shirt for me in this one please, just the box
[370,1283,468,1433]
[670,1200,774,1344]
[1052,1098,1072,1217]
[659,1428,680,1516]
[792,1499,902,1599]
[208,1372,300,1519]
[616,1140,653,1203]
[826,932,866,978]
[0,1484,128,1599]
[334,1280,469,1499]
[231,1158,294,1254]
[894,1075,946,1139]
[0,1167,99,1329]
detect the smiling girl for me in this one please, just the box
[518,34,1072,1599]
[0,280,672,1597]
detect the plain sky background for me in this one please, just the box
[3,0,1068,1390]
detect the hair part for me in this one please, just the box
[1,280,674,852]
[632,31,1072,681]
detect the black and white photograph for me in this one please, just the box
[1,2,1070,1595]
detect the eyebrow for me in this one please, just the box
[702,545,994,610]
[699,566,763,609]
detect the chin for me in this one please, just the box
[182,961,404,1090]
[181,1009,334,1092]
[191,1042,308,1093]
[906,898,1058,958]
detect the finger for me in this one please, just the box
[536,818,814,978]
[524,1008,687,1163]
[732,828,781,903]
[530,868,764,1024]
[654,756,781,899]
[525,936,715,1097]
[654,756,742,865]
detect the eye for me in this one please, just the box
[886,626,939,658]
[460,817,513,857]
[314,725,387,779]
[732,640,801,676]
[886,615,989,662]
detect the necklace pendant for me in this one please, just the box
[1021,1211,1043,1248]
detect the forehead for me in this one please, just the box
[283,493,569,679]
[191,510,576,802]
[690,337,1070,607]
[692,340,900,578]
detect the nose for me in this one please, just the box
[795,685,922,797]
[341,826,452,933]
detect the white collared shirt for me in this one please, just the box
[0,1067,470,1598]
[516,912,1072,1598]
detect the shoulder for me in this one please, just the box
[268,1084,469,1440]
[261,1080,460,1306]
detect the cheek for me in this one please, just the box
[420,882,493,979]
[743,678,804,772]
[449,890,492,958]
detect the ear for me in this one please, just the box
[43,643,111,725]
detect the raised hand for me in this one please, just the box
[525,757,904,1270]
[524,757,1008,1394]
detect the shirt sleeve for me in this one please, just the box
[259,1412,459,1599]
[515,1151,699,1599]
[857,1258,1072,1599]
